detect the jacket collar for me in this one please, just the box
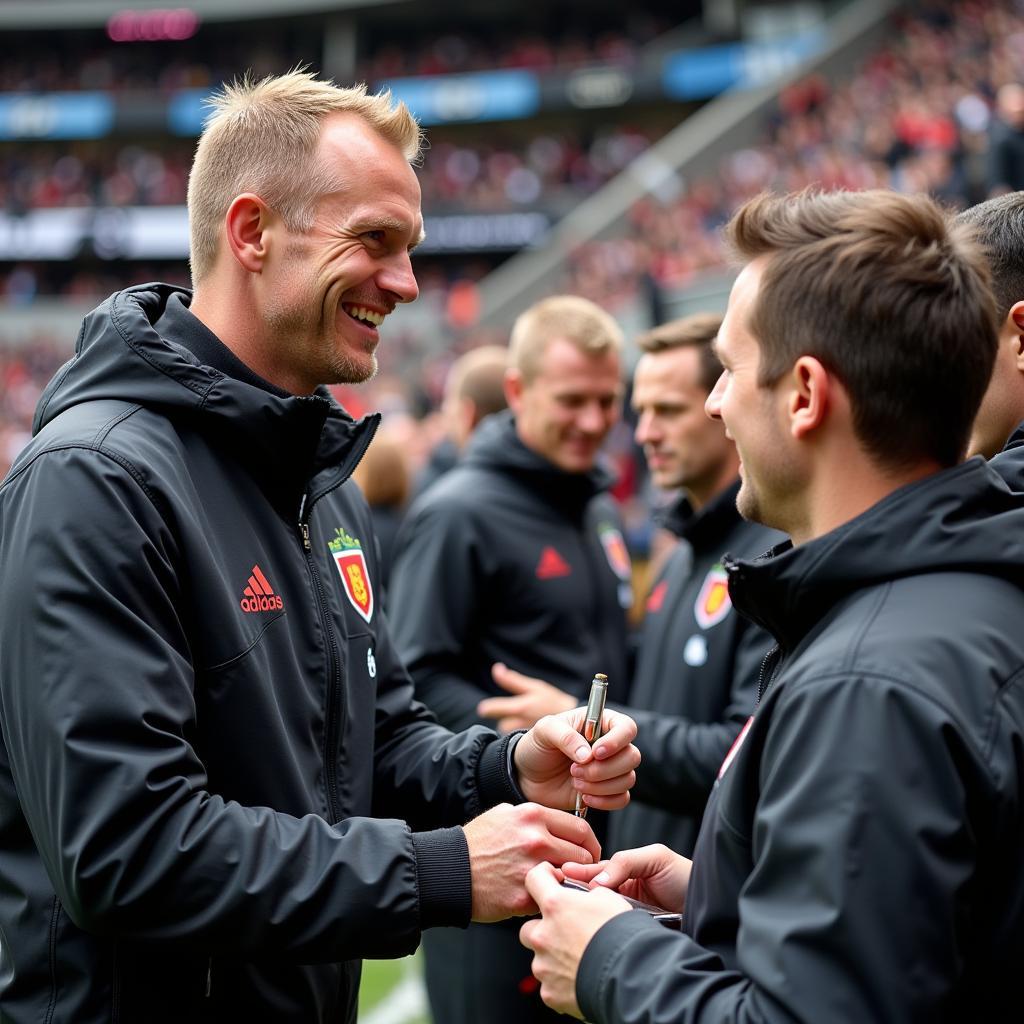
[34,284,379,509]
[725,458,1024,649]
[660,480,743,550]
[462,409,614,515]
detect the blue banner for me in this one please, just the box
[663,30,824,100]
[378,70,540,125]
[0,93,113,139]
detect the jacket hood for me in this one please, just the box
[727,457,1024,649]
[461,409,615,508]
[991,420,1024,491]
[33,284,378,502]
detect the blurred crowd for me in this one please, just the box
[6,0,1024,498]
[0,18,671,95]
[1,125,659,218]
[564,0,1024,303]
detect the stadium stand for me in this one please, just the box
[2,0,1023,482]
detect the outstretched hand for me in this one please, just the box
[519,862,632,1018]
[562,844,691,913]
[513,706,640,812]
[477,662,577,732]
[463,803,601,922]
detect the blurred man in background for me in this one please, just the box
[957,193,1024,484]
[414,343,508,499]
[988,83,1024,196]
[480,312,781,860]
[521,188,1024,1024]
[390,293,633,1024]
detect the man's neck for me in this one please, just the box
[794,457,943,547]
[685,455,741,512]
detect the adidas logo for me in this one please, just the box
[239,564,284,613]
[535,546,571,580]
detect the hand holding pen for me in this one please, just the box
[574,673,608,819]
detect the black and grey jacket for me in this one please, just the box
[389,409,632,732]
[0,285,521,1024]
[607,484,780,858]
[577,459,1024,1024]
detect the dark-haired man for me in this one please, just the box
[957,192,1024,491]
[479,313,781,860]
[520,189,1024,1023]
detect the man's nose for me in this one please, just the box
[379,251,419,305]
[705,373,726,420]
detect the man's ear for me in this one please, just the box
[503,368,524,414]
[787,356,831,441]
[1009,300,1024,366]
[224,193,271,273]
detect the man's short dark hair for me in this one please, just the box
[635,313,724,393]
[954,191,1024,318]
[727,189,999,469]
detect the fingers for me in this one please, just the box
[572,771,637,811]
[561,860,610,883]
[477,694,524,719]
[524,860,563,907]
[590,709,638,761]
[491,661,536,693]
[537,806,602,864]
[591,845,674,889]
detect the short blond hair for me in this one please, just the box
[509,295,623,382]
[187,69,423,283]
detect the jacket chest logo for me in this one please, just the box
[598,524,631,582]
[239,564,284,613]
[535,546,572,580]
[646,579,668,613]
[694,564,732,629]
[328,528,374,623]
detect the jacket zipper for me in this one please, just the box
[756,644,783,703]
[299,492,344,822]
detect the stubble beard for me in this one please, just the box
[265,296,379,388]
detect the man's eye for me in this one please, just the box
[364,231,386,243]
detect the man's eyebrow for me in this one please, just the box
[364,216,425,251]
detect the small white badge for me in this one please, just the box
[366,647,377,679]
[683,634,708,666]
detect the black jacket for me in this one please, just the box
[607,484,780,858]
[991,418,1024,490]
[389,410,632,732]
[577,459,1024,1024]
[0,285,521,1024]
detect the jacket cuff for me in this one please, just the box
[475,730,526,807]
[411,827,472,930]
[576,910,659,1023]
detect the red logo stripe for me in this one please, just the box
[252,564,275,595]
[247,575,265,596]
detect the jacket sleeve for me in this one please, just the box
[388,497,493,731]
[576,671,981,1023]
[624,621,771,811]
[0,448,498,962]
[369,602,520,830]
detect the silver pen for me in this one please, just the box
[574,673,608,819]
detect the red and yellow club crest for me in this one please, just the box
[328,527,374,623]
[694,564,732,629]
[599,524,631,581]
